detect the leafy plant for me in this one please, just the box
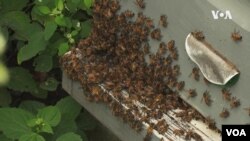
[0,0,96,141]
[0,96,96,141]
[0,0,93,98]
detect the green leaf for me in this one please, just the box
[27,118,39,128]
[71,30,78,36]
[55,16,67,27]
[55,16,72,28]
[65,1,78,12]
[39,77,59,91]
[17,32,47,64]
[0,88,11,106]
[32,88,48,99]
[0,108,34,139]
[84,0,93,8]
[47,118,77,140]
[56,132,82,141]
[46,96,81,140]
[56,96,82,120]
[0,11,43,41]
[55,0,64,11]
[40,121,53,134]
[44,21,57,41]
[31,6,52,24]
[0,62,9,86]
[0,0,28,13]
[33,54,53,72]
[37,106,61,127]
[58,42,69,56]
[80,20,92,38]
[37,6,51,15]
[0,11,29,38]
[0,26,8,55]
[7,67,37,93]
[44,37,66,56]
[19,100,45,114]
[0,134,13,141]
[19,133,45,141]
[76,111,96,131]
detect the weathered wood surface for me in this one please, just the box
[63,72,221,141]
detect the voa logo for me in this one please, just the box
[211,10,232,19]
[226,129,246,136]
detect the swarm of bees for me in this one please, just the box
[61,0,221,140]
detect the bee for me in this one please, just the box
[155,119,168,134]
[173,129,185,136]
[90,86,102,96]
[157,42,167,56]
[189,67,200,81]
[186,89,197,99]
[221,88,231,101]
[87,72,99,83]
[167,77,177,88]
[163,56,172,66]
[220,108,230,118]
[191,31,205,41]
[172,65,180,76]
[159,15,168,28]
[123,10,134,18]
[176,81,185,91]
[244,107,250,116]
[231,30,242,41]
[170,49,178,60]
[230,96,240,108]
[104,81,115,90]
[103,8,113,18]
[151,28,161,40]
[110,0,120,12]
[135,12,146,24]
[167,40,175,51]
[145,18,154,28]
[185,130,203,141]
[205,116,216,130]
[135,0,145,9]
[201,90,212,106]
[144,126,153,141]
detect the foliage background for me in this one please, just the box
[0,0,113,141]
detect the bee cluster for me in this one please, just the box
[60,0,223,140]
